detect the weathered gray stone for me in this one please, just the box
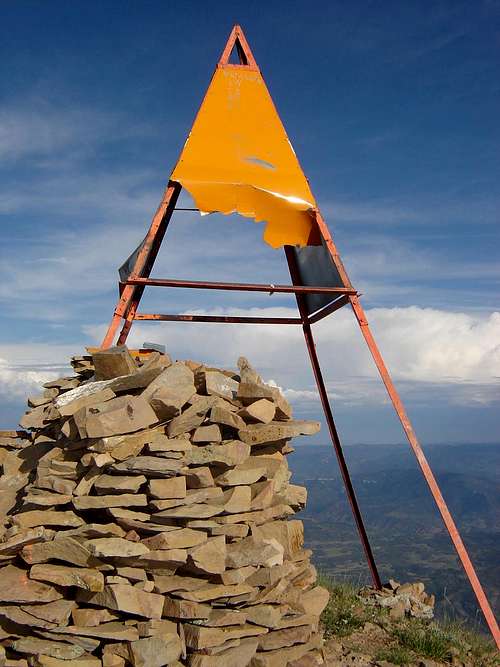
[111,456,184,477]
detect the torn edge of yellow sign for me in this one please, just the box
[171,66,319,248]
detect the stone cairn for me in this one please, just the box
[0,346,329,667]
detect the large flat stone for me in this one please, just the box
[238,420,320,445]
[78,584,164,619]
[148,476,186,499]
[76,396,158,438]
[13,510,84,530]
[73,493,148,510]
[110,456,184,477]
[29,564,104,592]
[186,441,250,467]
[226,536,284,569]
[205,371,239,401]
[9,637,85,660]
[94,474,147,494]
[85,538,150,558]
[0,564,62,603]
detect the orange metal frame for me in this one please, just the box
[101,25,499,646]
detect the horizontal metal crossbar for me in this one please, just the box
[134,313,303,324]
[124,277,357,295]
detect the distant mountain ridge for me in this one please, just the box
[288,443,500,625]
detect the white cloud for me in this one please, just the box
[0,358,59,399]
[83,304,500,406]
[0,97,150,164]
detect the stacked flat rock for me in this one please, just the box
[0,346,329,667]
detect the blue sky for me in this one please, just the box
[0,1,499,444]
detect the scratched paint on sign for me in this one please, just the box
[171,67,318,248]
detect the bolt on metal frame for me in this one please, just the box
[101,25,499,646]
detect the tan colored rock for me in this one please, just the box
[148,476,186,499]
[52,621,139,641]
[23,489,72,507]
[238,420,320,445]
[0,600,75,632]
[93,346,137,380]
[102,654,126,667]
[167,397,218,437]
[108,508,150,522]
[94,474,147,494]
[205,371,239,401]
[111,456,184,477]
[77,396,158,439]
[211,524,249,539]
[136,619,177,637]
[0,526,51,556]
[128,634,182,667]
[78,584,164,619]
[226,536,284,569]
[237,377,292,421]
[219,565,257,586]
[178,583,255,603]
[185,466,214,489]
[192,424,222,443]
[13,510,83,530]
[187,441,250,467]
[258,625,312,651]
[184,622,267,650]
[154,503,223,520]
[252,520,304,559]
[238,399,276,424]
[57,387,116,417]
[219,485,252,513]
[209,406,246,430]
[134,548,187,568]
[201,609,247,627]
[85,537,149,558]
[189,638,259,667]
[21,536,94,567]
[30,563,104,592]
[297,586,330,616]
[142,529,207,550]
[245,604,283,628]
[60,523,126,540]
[147,435,192,453]
[91,431,151,460]
[72,608,119,626]
[10,637,85,660]
[33,656,102,667]
[214,458,275,486]
[142,362,195,401]
[74,493,148,510]
[150,486,223,512]
[250,480,275,510]
[188,536,226,575]
[162,597,211,620]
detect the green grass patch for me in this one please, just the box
[318,575,367,638]
[392,620,453,661]
[375,646,414,665]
